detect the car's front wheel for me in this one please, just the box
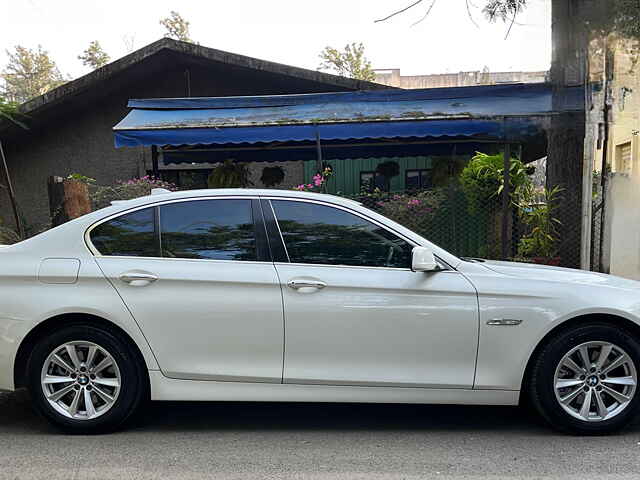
[26,324,146,433]
[529,322,640,435]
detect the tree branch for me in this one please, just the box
[375,0,424,23]
[466,0,480,28]
[411,0,438,27]
[504,11,517,39]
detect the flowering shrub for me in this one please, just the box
[91,175,178,209]
[294,166,333,192]
[376,190,444,234]
[352,188,444,239]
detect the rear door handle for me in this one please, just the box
[287,280,327,290]
[119,272,158,286]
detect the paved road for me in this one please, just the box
[1,390,640,480]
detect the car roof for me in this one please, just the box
[107,188,362,211]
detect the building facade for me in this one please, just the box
[373,68,548,89]
[0,38,385,232]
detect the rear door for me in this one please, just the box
[90,197,284,383]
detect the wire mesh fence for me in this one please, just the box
[340,179,581,268]
[590,177,606,273]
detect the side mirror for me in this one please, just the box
[412,246,439,272]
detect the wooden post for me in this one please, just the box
[48,176,92,227]
[151,145,160,177]
[0,141,24,239]
[314,127,323,173]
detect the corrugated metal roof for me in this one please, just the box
[113,84,583,148]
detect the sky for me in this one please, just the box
[0,0,551,81]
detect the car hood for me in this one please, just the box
[477,259,640,291]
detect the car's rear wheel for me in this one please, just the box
[529,322,640,435]
[26,324,146,433]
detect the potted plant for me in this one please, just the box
[515,185,563,265]
[207,159,253,188]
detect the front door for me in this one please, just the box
[265,198,479,388]
[90,197,284,383]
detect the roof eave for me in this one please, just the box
[6,38,391,125]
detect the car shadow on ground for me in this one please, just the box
[2,388,640,436]
[0,388,556,435]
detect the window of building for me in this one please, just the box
[360,171,387,192]
[405,169,432,191]
[271,200,413,269]
[616,141,633,173]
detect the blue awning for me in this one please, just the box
[113,84,583,148]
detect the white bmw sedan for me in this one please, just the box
[1,188,639,434]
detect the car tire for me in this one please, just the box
[26,323,147,434]
[529,322,640,435]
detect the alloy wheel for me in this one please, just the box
[554,341,637,422]
[40,341,121,420]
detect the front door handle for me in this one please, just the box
[287,280,327,290]
[119,272,158,286]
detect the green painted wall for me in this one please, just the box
[304,156,474,195]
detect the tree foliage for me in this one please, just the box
[0,96,27,129]
[160,11,192,42]
[1,45,66,104]
[459,152,531,213]
[78,40,110,69]
[207,160,253,188]
[482,0,527,23]
[376,0,528,37]
[515,184,563,260]
[584,0,640,42]
[376,0,640,44]
[260,166,286,187]
[318,43,376,82]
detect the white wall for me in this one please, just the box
[606,172,640,280]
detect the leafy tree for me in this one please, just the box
[375,0,527,37]
[376,1,640,43]
[78,40,110,69]
[160,11,192,42]
[1,45,66,104]
[318,43,376,81]
[0,96,27,129]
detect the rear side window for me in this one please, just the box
[159,199,256,261]
[90,207,159,257]
[271,200,413,268]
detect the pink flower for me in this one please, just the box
[313,174,323,187]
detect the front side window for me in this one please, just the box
[160,199,256,261]
[90,207,159,257]
[271,200,413,268]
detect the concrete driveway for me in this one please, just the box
[1,389,639,479]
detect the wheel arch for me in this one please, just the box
[13,312,150,391]
[520,312,640,399]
